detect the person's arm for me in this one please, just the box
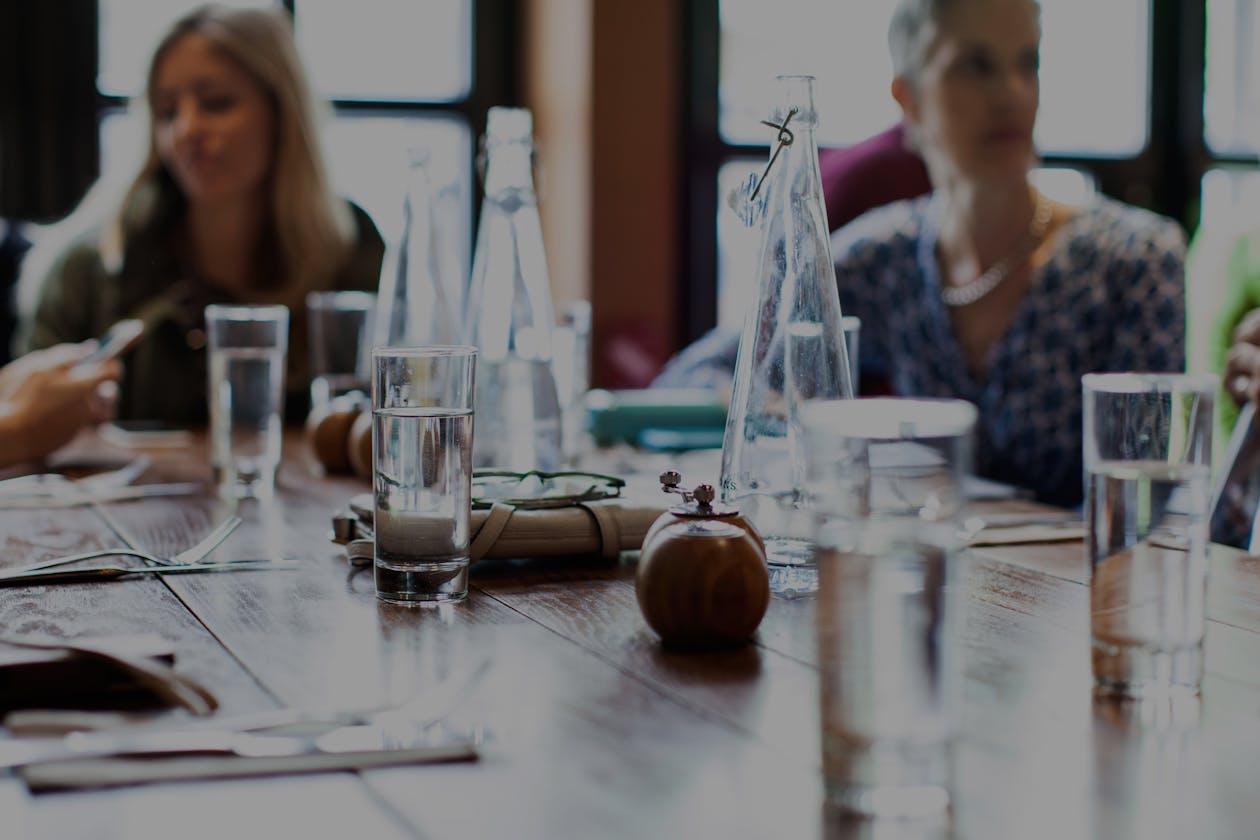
[0,347,121,468]
[15,237,106,355]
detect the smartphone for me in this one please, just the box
[100,420,193,449]
[79,319,145,366]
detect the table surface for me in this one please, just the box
[2,431,1259,840]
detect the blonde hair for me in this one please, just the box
[104,3,352,286]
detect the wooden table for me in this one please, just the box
[2,431,1259,839]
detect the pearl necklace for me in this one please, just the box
[940,191,1055,308]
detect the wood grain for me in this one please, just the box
[4,430,1260,838]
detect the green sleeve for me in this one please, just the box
[1208,232,1260,436]
[18,238,108,353]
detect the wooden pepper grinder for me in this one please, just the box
[635,471,770,648]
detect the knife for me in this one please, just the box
[0,721,476,770]
[0,561,296,587]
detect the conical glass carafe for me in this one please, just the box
[465,107,563,470]
[719,75,855,576]
[375,150,463,348]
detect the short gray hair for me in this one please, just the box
[888,0,1039,81]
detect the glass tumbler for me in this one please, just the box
[206,304,289,500]
[1083,373,1214,702]
[306,290,375,411]
[373,346,477,604]
[803,397,976,819]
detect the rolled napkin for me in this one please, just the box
[341,493,665,564]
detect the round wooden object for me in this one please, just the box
[635,516,769,648]
[348,410,374,479]
[305,399,363,474]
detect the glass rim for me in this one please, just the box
[305,290,376,309]
[204,303,289,322]
[1082,372,1217,395]
[801,397,977,440]
[372,344,478,360]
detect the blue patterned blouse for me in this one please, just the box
[834,194,1186,506]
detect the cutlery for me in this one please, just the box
[0,561,294,587]
[4,515,243,575]
[0,721,477,770]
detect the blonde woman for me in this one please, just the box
[19,4,384,423]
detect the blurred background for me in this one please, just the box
[0,0,1255,386]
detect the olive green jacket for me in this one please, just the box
[20,202,384,425]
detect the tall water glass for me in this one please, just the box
[306,291,375,410]
[803,397,976,819]
[1083,373,1214,701]
[373,346,477,605]
[206,304,289,500]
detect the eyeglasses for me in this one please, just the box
[471,470,625,510]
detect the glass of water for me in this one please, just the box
[1083,373,1215,702]
[802,397,976,819]
[206,304,289,500]
[373,346,477,605]
[306,291,376,411]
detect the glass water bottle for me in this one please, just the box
[465,107,563,470]
[375,150,463,348]
[720,75,855,576]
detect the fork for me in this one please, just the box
[2,516,245,575]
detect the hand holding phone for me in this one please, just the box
[80,319,145,366]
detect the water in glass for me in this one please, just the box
[210,346,284,498]
[374,406,474,604]
[1088,459,1210,699]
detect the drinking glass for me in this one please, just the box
[803,397,976,818]
[842,315,860,395]
[552,299,592,467]
[306,290,375,410]
[1083,373,1215,701]
[206,304,289,500]
[373,346,477,605]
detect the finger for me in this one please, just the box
[1235,309,1260,345]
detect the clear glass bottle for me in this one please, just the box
[374,150,463,348]
[720,75,855,579]
[465,107,563,470]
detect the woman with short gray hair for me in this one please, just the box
[654,0,1184,506]
[833,0,1184,506]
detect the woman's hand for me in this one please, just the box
[0,346,123,466]
[1225,308,1260,407]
